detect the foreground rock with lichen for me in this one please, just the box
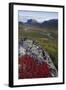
[18,38,58,79]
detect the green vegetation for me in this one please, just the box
[19,24,58,70]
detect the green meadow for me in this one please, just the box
[19,24,58,69]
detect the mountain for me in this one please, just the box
[26,19,38,24]
[19,21,24,25]
[25,19,40,26]
[19,19,58,29]
[41,19,58,29]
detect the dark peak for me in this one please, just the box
[41,19,58,29]
[42,19,58,24]
[19,21,23,24]
[27,19,38,24]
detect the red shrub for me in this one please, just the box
[19,55,51,79]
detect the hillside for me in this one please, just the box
[18,19,58,70]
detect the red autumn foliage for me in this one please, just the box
[19,55,51,79]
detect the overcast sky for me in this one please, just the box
[18,10,58,23]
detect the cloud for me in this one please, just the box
[18,10,58,23]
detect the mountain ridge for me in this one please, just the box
[19,19,58,29]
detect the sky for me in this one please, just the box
[18,10,58,23]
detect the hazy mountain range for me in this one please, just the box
[19,19,58,29]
